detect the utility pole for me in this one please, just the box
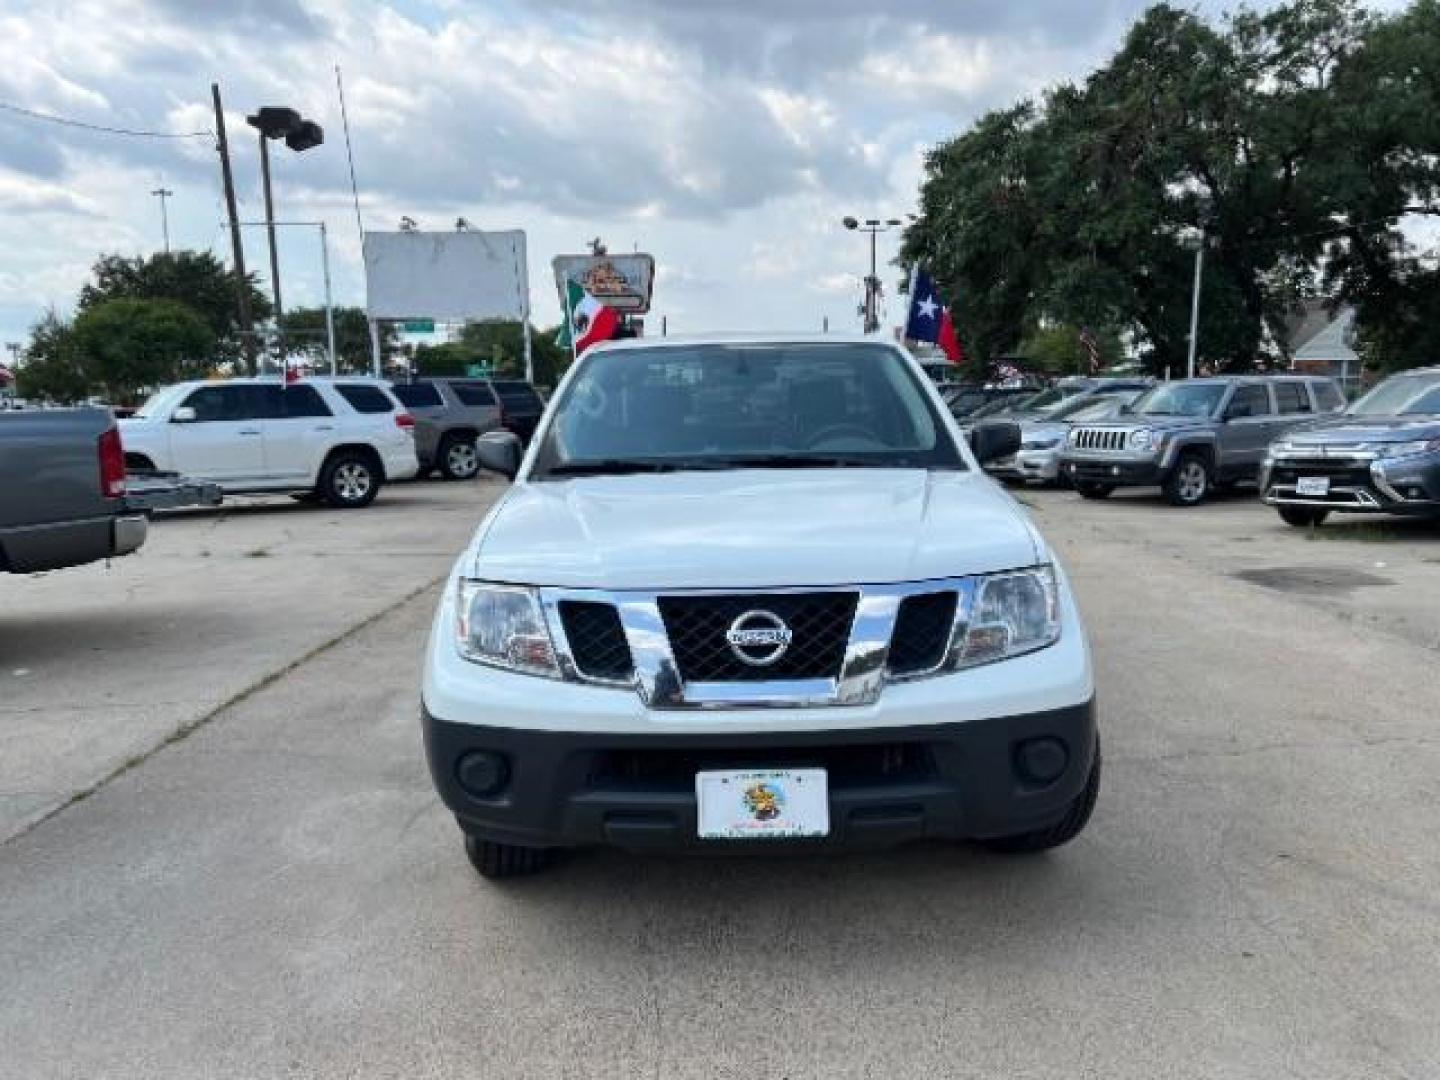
[1185,232,1206,380]
[212,83,256,373]
[150,186,173,253]
[842,216,903,335]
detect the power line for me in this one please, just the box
[0,100,212,140]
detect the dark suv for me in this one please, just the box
[389,378,545,480]
[1261,366,1440,527]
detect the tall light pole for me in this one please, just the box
[1181,226,1206,379]
[246,106,324,369]
[236,220,338,375]
[842,216,904,334]
[150,186,173,253]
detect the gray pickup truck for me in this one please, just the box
[1058,375,1345,506]
[1,408,220,574]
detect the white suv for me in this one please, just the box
[422,335,1098,878]
[120,377,419,508]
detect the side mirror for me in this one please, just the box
[477,430,522,479]
[171,406,197,423]
[968,420,1022,466]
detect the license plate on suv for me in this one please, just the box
[1296,476,1331,497]
[696,769,830,839]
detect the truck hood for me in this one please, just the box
[468,469,1043,590]
[1284,415,1440,444]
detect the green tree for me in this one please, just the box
[412,322,570,386]
[69,299,215,405]
[1019,325,1125,376]
[78,250,270,359]
[14,311,89,403]
[904,0,1436,374]
[279,306,399,373]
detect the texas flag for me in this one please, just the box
[904,268,962,364]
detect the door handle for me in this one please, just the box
[313,425,335,432]
[238,429,261,436]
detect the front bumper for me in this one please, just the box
[423,700,1098,850]
[1060,454,1164,487]
[1261,453,1440,516]
[987,447,1063,483]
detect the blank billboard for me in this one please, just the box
[363,230,529,321]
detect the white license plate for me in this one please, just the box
[1296,476,1331,497]
[695,769,830,840]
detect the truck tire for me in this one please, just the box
[1075,481,1114,500]
[464,834,550,879]
[1277,505,1330,528]
[1163,452,1211,507]
[438,433,481,481]
[984,741,1101,854]
[319,451,381,509]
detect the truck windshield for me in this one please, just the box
[532,343,964,477]
[1346,373,1440,417]
[1130,382,1226,418]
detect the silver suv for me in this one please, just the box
[1058,375,1345,506]
[389,378,545,480]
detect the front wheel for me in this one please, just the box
[1163,453,1212,507]
[464,834,551,879]
[1075,481,1114,500]
[984,742,1101,854]
[319,452,381,509]
[1277,505,1330,528]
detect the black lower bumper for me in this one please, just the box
[1060,458,1163,487]
[422,700,1097,851]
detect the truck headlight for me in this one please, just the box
[952,566,1061,669]
[455,581,559,677]
[1377,438,1440,460]
[1129,428,1155,452]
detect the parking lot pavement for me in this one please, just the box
[0,480,502,843]
[1024,485,1440,651]
[3,485,1439,1078]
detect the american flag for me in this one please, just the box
[1078,328,1100,373]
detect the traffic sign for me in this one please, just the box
[402,319,435,333]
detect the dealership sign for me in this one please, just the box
[552,254,655,314]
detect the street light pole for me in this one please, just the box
[1186,233,1205,380]
[150,186,173,253]
[843,215,904,335]
[257,131,284,334]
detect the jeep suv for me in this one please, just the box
[1058,375,1344,506]
[1261,366,1440,527]
[421,335,1098,878]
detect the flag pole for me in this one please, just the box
[564,279,579,363]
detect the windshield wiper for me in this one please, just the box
[699,454,890,470]
[544,459,693,477]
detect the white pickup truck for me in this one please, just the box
[119,377,419,508]
[422,335,1098,878]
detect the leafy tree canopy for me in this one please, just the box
[904,0,1440,375]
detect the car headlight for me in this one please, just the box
[950,566,1061,669]
[1376,438,1440,460]
[1022,436,1062,451]
[455,581,559,677]
[1128,428,1155,452]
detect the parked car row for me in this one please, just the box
[971,366,1440,528]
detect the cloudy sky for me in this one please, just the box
[0,0,1409,352]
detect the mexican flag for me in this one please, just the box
[557,278,620,356]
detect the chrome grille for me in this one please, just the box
[1072,427,1129,452]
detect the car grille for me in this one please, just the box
[557,601,634,682]
[887,591,958,676]
[1071,428,1129,452]
[657,592,858,683]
